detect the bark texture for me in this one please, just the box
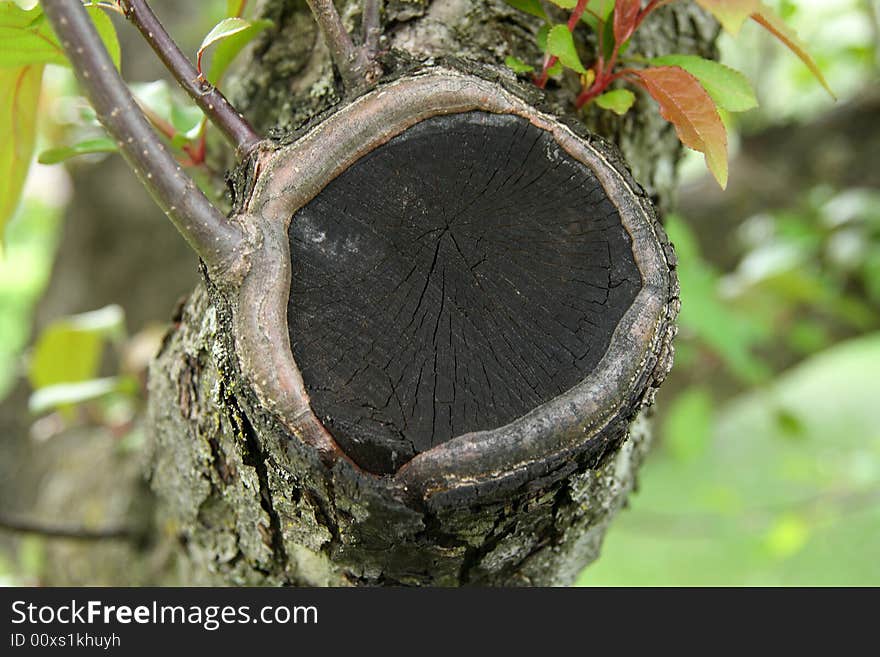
[146,0,717,585]
[148,286,657,585]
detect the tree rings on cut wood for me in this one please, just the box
[289,111,641,473]
[230,67,677,502]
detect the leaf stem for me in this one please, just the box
[40,0,246,275]
[567,0,589,28]
[137,102,205,165]
[117,0,261,159]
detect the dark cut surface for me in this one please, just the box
[288,111,641,474]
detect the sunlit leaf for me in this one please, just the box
[649,55,758,112]
[546,24,586,74]
[0,64,43,249]
[0,3,59,66]
[28,305,126,390]
[504,55,534,74]
[37,137,117,164]
[633,66,729,188]
[29,324,102,390]
[0,3,121,69]
[581,0,615,31]
[65,304,126,335]
[28,376,135,414]
[197,17,251,74]
[205,18,271,86]
[594,88,635,115]
[505,0,548,19]
[694,0,759,35]
[82,4,121,70]
[752,2,834,99]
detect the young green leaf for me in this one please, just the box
[613,0,641,45]
[546,0,577,8]
[536,23,550,51]
[505,0,549,18]
[633,66,729,189]
[197,17,253,75]
[594,88,636,115]
[28,305,126,391]
[694,0,759,35]
[205,18,272,86]
[0,3,60,67]
[0,64,43,249]
[581,0,614,30]
[29,323,103,390]
[82,4,121,70]
[504,55,535,74]
[0,3,121,69]
[38,137,118,165]
[752,2,834,99]
[546,24,587,74]
[546,59,564,77]
[649,55,758,112]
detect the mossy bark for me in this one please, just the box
[146,0,717,586]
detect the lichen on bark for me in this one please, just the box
[148,283,659,585]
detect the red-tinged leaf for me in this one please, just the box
[613,0,641,45]
[633,66,728,188]
[752,3,835,99]
[694,0,759,35]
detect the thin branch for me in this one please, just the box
[40,0,245,274]
[0,513,134,541]
[305,0,365,89]
[118,0,261,159]
[362,0,381,57]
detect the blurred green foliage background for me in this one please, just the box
[1,0,878,585]
[580,0,880,585]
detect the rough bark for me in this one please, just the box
[145,0,717,586]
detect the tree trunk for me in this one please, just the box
[145,0,717,586]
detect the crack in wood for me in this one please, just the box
[288,111,642,474]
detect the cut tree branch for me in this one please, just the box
[117,0,261,159]
[40,0,245,275]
